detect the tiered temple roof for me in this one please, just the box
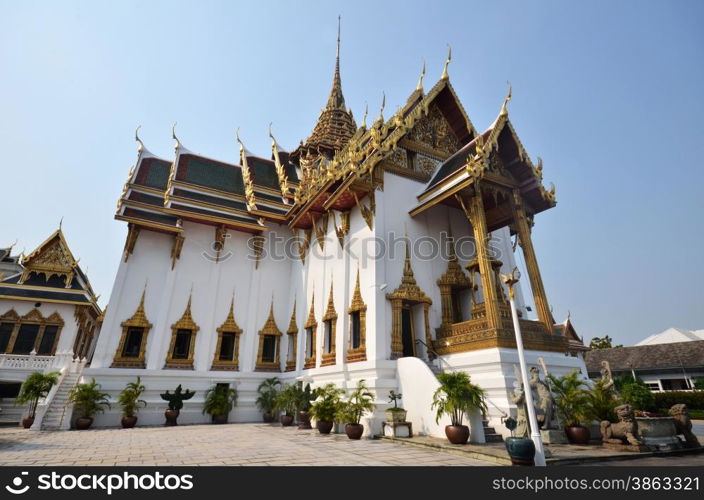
[0,229,101,315]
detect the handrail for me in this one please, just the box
[414,338,507,419]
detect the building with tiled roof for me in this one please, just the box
[84,21,587,439]
[0,230,103,425]
[585,341,704,391]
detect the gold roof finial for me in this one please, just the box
[441,45,451,80]
[172,122,181,150]
[58,216,64,231]
[501,81,512,116]
[269,123,290,198]
[361,102,368,129]
[416,59,426,91]
[236,128,257,211]
[377,92,386,123]
[135,125,144,154]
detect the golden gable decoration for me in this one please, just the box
[20,229,77,287]
[285,300,298,372]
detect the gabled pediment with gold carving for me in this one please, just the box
[20,230,77,285]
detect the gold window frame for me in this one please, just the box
[285,301,298,372]
[211,299,242,371]
[321,283,337,367]
[346,269,367,363]
[112,290,152,368]
[254,302,282,372]
[2,308,64,356]
[164,294,199,370]
[303,295,317,369]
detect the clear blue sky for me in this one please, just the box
[1,1,702,346]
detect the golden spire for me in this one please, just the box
[269,123,290,198]
[361,102,368,129]
[500,81,512,116]
[236,128,257,211]
[441,45,451,80]
[326,15,345,110]
[416,59,426,91]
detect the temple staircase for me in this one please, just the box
[40,371,81,430]
[481,419,504,443]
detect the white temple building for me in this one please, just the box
[18,29,588,438]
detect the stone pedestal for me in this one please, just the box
[383,421,412,438]
[541,429,568,445]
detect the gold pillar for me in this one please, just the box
[438,284,453,332]
[390,299,403,358]
[512,190,554,332]
[467,189,502,331]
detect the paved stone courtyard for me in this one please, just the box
[0,423,493,466]
[1,423,701,467]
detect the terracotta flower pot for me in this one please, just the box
[164,409,180,426]
[565,425,590,445]
[297,410,312,429]
[212,414,228,425]
[505,437,536,466]
[263,412,275,423]
[445,425,470,444]
[281,415,294,426]
[345,423,364,440]
[316,420,334,434]
[121,416,138,429]
[22,417,34,429]
[76,417,93,430]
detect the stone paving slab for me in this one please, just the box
[0,423,494,467]
[381,435,704,466]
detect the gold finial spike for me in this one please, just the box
[135,125,144,154]
[361,102,368,128]
[441,45,451,80]
[501,81,512,116]
[336,15,341,60]
[268,122,276,147]
[236,127,244,153]
[171,122,181,150]
[416,59,426,91]
[58,216,63,231]
[378,92,386,122]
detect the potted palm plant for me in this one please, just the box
[202,384,238,424]
[295,382,314,430]
[431,372,487,445]
[118,377,146,428]
[386,390,406,423]
[15,371,60,428]
[336,379,375,440]
[274,384,298,426]
[308,383,343,434]
[548,370,591,444]
[256,377,281,423]
[68,378,111,430]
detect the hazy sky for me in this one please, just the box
[1,1,702,346]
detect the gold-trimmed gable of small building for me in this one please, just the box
[20,229,78,286]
